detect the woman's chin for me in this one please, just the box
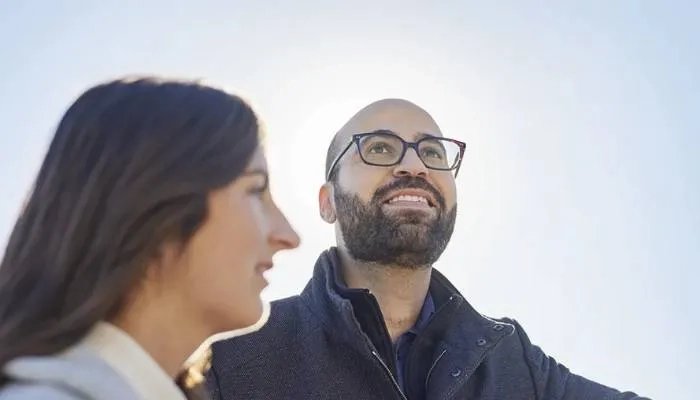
[186,301,271,366]
[215,300,270,339]
[236,299,270,333]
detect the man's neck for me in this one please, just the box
[338,248,432,342]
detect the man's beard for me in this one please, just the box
[333,177,457,269]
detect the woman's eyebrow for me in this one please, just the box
[242,169,269,190]
[242,168,268,178]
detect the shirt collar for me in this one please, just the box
[409,291,435,334]
[79,322,187,400]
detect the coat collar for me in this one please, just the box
[4,322,187,400]
[79,322,187,400]
[300,247,511,335]
[299,247,368,347]
[300,247,516,398]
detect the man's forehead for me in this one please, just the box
[336,99,442,142]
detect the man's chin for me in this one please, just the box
[373,247,436,269]
[388,230,435,252]
[383,211,439,227]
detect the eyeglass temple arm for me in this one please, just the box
[453,145,466,178]
[326,140,354,181]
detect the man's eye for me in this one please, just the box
[367,143,392,154]
[422,148,443,159]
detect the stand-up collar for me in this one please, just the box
[299,247,367,346]
[300,248,517,399]
[4,322,186,400]
[300,247,515,348]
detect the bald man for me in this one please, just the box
[206,99,647,399]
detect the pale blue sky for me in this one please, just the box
[1,1,697,398]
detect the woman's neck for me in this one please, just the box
[110,298,208,378]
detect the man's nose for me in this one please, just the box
[392,147,428,178]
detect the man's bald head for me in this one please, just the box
[324,98,441,180]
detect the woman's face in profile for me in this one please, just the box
[177,147,300,333]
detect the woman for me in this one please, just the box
[0,77,300,399]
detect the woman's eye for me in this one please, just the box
[248,179,268,198]
[249,184,267,197]
[247,173,269,198]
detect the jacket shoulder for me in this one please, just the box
[210,295,320,366]
[488,316,530,354]
[207,295,325,399]
[0,383,85,400]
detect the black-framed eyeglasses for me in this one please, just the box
[326,130,466,181]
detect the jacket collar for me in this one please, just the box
[300,247,516,398]
[300,247,511,334]
[3,322,187,400]
[300,247,369,347]
[78,322,187,400]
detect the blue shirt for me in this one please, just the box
[394,292,435,390]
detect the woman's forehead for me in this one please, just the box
[246,147,268,171]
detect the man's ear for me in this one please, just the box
[319,182,336,224]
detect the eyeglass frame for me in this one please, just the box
[326,130,467,181]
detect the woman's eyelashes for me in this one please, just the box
[249,184,267,197]
[248,174,269,197]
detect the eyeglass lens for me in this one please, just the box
[358,133,460,170]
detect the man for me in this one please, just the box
[206,99,648,399]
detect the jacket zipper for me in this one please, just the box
[424,348,447,394]
[371,350,408,400]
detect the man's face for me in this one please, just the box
[322,101,458,268]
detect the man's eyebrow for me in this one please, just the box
[415,131,440,140]
[364,130,441,140]
[370,129,396,135]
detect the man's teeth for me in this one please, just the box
[389,195,429,204]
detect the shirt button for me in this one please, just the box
[476,338,487,346]
[451,368,462,377]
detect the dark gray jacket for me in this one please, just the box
[207,248,649,400]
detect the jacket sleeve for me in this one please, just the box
[507,319,651,400]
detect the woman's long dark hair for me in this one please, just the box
[0,77,260,398]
